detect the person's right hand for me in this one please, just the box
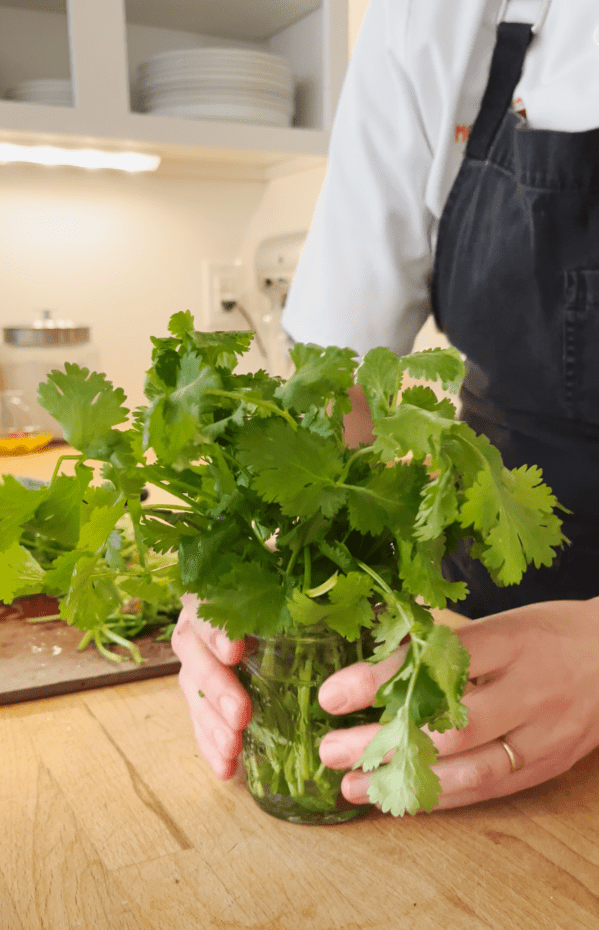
[171,593,252,779]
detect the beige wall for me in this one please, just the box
[0,168,265,409]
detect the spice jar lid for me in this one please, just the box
[3,309,91,347]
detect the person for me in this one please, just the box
[172,0,599,811]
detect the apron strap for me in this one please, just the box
[466,22,534,162]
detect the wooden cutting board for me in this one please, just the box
[0,595,180,705]
[1,446,185,706]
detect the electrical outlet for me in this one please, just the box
[202,260,243,327]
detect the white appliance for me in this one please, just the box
[255,232,306,377]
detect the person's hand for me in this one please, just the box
[317,598,599,810]
[171,593,252,779]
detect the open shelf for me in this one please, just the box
[0,0,346,179]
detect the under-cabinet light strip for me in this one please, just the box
[0,143,161,172]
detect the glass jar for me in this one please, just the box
[238,626,378,825]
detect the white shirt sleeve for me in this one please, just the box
[282,0,435,358]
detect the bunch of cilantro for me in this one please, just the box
[0,312,565,816]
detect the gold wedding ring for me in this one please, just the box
[498,737,524,774]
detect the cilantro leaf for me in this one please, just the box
[414,454,459,541]
[357,346,463,423]
[372,399,457,463]
[401,346,465,393]
[346,462,424,536]
[145,356,224,466]
[0,541,46,602]
[369,596,429,662]
[0,475,47,553]
[356,347,405,419]
[167,309,195,338]
[78,503,126,553]
[191,328,254,371]
[288,572,374,640]
[58,553,109,629]
[237,419,347,518]
[357,704,441,816]
[178,522,243,589]
[38,364,129,457]
[460,464,565,585]
[399,538,468,608]
[201,563,292,640]
[276,342,357,413]
[419,625,470,730]
[41,550,86,596]
[26,474,88,548]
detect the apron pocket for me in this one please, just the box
[562,270,599,424]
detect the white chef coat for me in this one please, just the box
[282,0,599,358]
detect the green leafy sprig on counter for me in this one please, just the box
[0,312,566,815]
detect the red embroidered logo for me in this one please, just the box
[512,96,527,117]
[455,97,526,142]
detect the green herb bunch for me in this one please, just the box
[0,312,565,815]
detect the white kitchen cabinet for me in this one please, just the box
[0,0,348,179]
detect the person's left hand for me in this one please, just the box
[317,598,599,810]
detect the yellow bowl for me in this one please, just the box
[0,433,54,456]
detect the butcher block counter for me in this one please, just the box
[2,448,599,929]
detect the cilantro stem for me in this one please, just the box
[93,631,124,663]
[27,613,62,623]
[249,521,274,553]
[355,560,394,598]
[143,479,206,515]
[303,546,312,592]
[205,389,298,430]
[338,445,375,483]
[104,629,144,663]
[142,503,193,512]
[286,545,301,577]
[404,644,422,710]
[51,454,84,483]
[77,630,94,651]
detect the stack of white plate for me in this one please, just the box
[7,78,73,106]
[136,48,295,127]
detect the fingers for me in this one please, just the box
[337,733,539,810]
[317,613,522,720]
[177,593,246,666]
[172,595,252,779]
[319,723,385,770]
[424,667,531,757]
[318,647,407,714]
[457,612,524,681]
[322,603,599,813]
[175,619,251,730]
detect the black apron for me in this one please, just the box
[431,18,599,618]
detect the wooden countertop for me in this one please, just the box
[2,678,599,930]
[3,449,599,929]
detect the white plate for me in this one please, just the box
[9,78,73,104]
[140,85,293,107]
[147,101,292,126]
[137,67,292,91]
[142,97,293,119]
[138,67,292,85]
[141,47,290,68]
[137,51,292,82]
